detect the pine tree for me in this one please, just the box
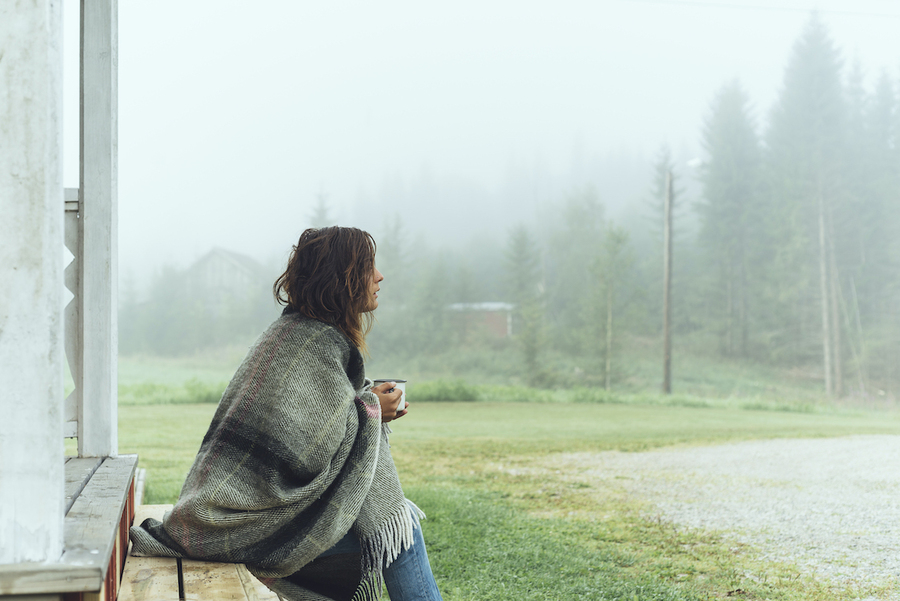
[309,193,333,228]
[543,187,605,355]
[407,253,453,354]
[592,222,635,389]
[504,225,544,384]
[856,71,900,393]
[375,216,409,305]
[363,216,410,360]
[696,80,762,357]
[764,14,847,393]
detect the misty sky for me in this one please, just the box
[60,0,900,280]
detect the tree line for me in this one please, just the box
[372,15,900,397]
[122,16,899,399]
[691,15,899,397]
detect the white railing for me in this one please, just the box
[64,186,82,440]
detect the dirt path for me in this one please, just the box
[549,435,900,598]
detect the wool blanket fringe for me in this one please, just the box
[354,501,426,601]
[361,503,416,578]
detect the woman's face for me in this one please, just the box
[366,266,384,311]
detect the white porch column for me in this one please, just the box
[0,0,65,563]
[79,0,118,457]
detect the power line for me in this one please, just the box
[621,0,900,19]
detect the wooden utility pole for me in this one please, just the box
[818,191,833,397]
[826,208,842,397]
[605,282,613,391]
[662,170,673,394]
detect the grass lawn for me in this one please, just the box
[120,401,900,600]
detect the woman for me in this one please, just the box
[130,227,443,601]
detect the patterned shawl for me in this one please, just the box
[129,313,417,601]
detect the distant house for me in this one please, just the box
[447,302,515,338]
[186,248,270,316]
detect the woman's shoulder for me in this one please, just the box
[267,311,355,357]
[236,312,364,389]
[271,312,364,383]
[279,310,342,335]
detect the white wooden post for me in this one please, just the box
[79,0,119,457]
[0,0,66,563]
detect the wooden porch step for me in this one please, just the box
[0,455,137,600]
[119,505,279,601]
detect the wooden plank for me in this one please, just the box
[0,562,99,597]
[79,0,118,458]
[126,505,278,601]
[117,556,180,601]
[80,577,107,601]
[133,468,147,506]
[111,517,124,601]
[237,565,281,601]
[133,504,171,525]
[120,504,178,601]
[0,456,139,595]
[0,455,137,601]
[119,479,136,583]
[181,561,249,601]
[63,455,138,587]
[64,457,103,514]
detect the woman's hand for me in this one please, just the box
[371,381,408,423]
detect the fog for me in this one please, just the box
[57,0,900,398]
[61,0,900,278]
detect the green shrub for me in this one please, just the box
[119,378,226,405]
[184,378,226,404]
[478,385,555,403]
[740,400,817,413]
[409,379,481,402]
[663,394,714,409]
[567,387,623,404]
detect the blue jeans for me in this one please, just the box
[319,502,442,601]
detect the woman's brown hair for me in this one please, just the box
[273,226,377,351]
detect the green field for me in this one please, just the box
[120,397,900,600]
[117,328,897,413]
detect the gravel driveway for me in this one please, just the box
[552,435,900,597]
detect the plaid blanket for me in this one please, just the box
[130,313,416,601]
